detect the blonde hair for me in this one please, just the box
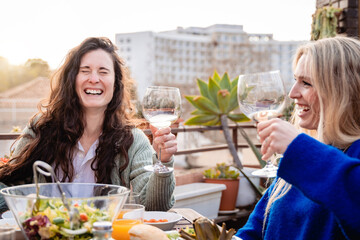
[264,36,360,229]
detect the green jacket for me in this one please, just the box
[0,127,175,213]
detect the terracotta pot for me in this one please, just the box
[204,178,239,211]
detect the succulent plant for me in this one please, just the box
[184,71,263,197]
[184,71,248,126]
[203,163,240,180]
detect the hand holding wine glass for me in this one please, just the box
[237,70,286,178]
[142,86,181,174]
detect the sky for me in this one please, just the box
[0,0,316,69]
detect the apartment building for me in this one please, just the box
[115,24,307,99]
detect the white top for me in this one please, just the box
[55,140,98,183]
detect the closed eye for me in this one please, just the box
[99,67,110,75]
[79,66,90,74]
[302,80,312,87]
[294,76,312,87]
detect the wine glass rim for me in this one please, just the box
[239,70,280,77]
[146,86,179,91]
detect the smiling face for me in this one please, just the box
[289,54,320,130]
[75,49,115,113]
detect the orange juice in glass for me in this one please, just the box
[112,204,144,240]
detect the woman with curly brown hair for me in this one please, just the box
[0,37,177,212]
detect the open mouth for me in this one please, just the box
[296,104,310,114]
[84,89,103,95]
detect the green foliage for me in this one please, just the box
[203,163,240,180]
[184,71,250,126]
[0,57,50,93]
[24,58,50,78]
[311,6,342,41]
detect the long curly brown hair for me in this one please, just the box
[0,37,135,185]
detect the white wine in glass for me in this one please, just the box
[237,70,286,178]
[142,86,181,173]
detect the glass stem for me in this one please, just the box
[265,160,273,169]
[157,147,162,165]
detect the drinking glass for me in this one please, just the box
[142,86,181,174]
[126,192,140,204]
[237,70,286,178]
[112,204,145,240]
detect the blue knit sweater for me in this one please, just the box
[236,133,360,240]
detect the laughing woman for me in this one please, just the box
[236,37,360,239]
[0,37,177,213]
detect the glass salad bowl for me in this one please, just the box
[0,162,130,240]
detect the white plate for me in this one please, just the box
[1,210,14,219]
[144,211,182,231]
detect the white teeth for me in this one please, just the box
[296,105,310,112]
[85,89,102,95]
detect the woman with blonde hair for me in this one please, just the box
[0,37,177,212]
[236,36,360,239]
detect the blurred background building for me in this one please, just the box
[115,24,307,100]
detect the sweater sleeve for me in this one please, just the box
[278,133,360,238]
[127,128,175,211]
[236,184,273,240]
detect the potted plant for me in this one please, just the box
[184,71,264,198]
[311,5,342,41]
[203,163,240,211]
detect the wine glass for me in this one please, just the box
[142,86,181,173]
[237,70,286,178]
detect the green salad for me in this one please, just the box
[20,199,111,240]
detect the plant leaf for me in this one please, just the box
[185,95,201,110]
[220,72,231,91]
[231,76,239,89]
[238,127,266,167]
[208,78,221,106]
[226,85,239,113]
[194,96,221,114]
[238,81,255,102]
[202,116,220,126]
[197,79,210,99]
[213,71,221,83]
[191,109,211,115]
[184,115,218,125]
[217,89,230,113]
[228,113,250,122]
